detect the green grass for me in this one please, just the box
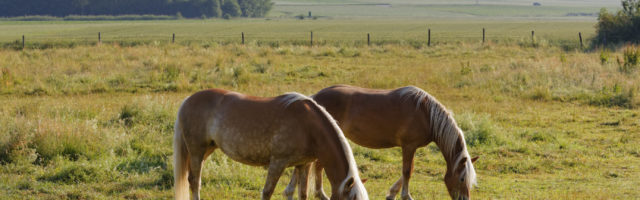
[1,40,639,199]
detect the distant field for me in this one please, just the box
[271,0,619,19]
[0,19,596,49]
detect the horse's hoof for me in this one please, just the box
[385,197,395,200]
[401,195,414,200]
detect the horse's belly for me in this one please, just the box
[213,130,273,166]
[344,126,399,149]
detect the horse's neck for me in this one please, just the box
[304,97,357,193]
[431,126,464,168]
[315,127,351,189]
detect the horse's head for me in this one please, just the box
[444,156,478,200]
[338,177,369,200]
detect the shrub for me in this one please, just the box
[119,104,141,127]
[39,162,107,184]
[588,84,637,108]
[619,45,640,73]
[594,0,640,45]
[0,130,37,164]
[456,113,499,147]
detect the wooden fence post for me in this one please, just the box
[482,28,485,44]
[22,35,25,50]
[531,30,535,43]
[310,31,313,46]
[578,32,583,48]
[242,32,245,45]
[172,33,175,44]
[428,28,431,47]
[367,33,370,46]
[98,32,101,44]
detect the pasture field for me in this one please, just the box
[1,36,639,199]
[0,19,597,49]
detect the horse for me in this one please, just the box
[284,85,478,200]
[174,89,369,200]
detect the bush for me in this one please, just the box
[456,113,500,147]
[619,45,640,73]
[589,84,637,108]
[39,162,107,184]
[594,0,640,45]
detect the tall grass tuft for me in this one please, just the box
[456,113,500,147]
[619,46,640,73]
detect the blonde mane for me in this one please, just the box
[278,92,368,199]
[395,86,477,189]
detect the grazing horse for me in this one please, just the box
[285,85,478,200]
[174,89,368,200]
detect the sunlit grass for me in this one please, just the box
[1,40,639,199]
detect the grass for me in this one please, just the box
[0,40,639,199]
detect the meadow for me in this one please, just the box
[1,2,640,198]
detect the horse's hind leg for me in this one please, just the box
[262,159,288,200]
[386,177,402,200]
[284,163,311,200]
[283,167,299,200]
[188,146,216,200]
[297,163,311,200]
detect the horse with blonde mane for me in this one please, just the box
[285,85,478,200]
[174,89,368,200]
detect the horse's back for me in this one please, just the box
[314,85,429,148]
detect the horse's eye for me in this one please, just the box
[460,177,465,182]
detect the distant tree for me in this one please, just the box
[238,0,273,17]
[595,0,640,44]
[221,0,241,17]
[0,0,272,18]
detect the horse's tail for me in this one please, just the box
[174,104,190,200]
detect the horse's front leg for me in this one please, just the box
[386,146,417,200]
[400,146,417,200]
[262,159,288,200]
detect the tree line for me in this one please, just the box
[0,0,273,18]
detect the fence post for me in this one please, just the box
[242,32,245,45]
[172,33,175,44]
[22,35,25,50]
[482,28,485,44]
[310,31,313,46]
[531,30,535,43]
[367,33,370,46]
[428,28,431,46]
[98,32,101,44]
[578,32,583,48]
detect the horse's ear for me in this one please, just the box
[361,178,368,184]
[471,156,479,163]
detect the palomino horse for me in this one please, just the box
[174,89,368,200]
[285,85,478,200]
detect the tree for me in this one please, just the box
[221,0,241,17]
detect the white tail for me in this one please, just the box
[174,115,190,200]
